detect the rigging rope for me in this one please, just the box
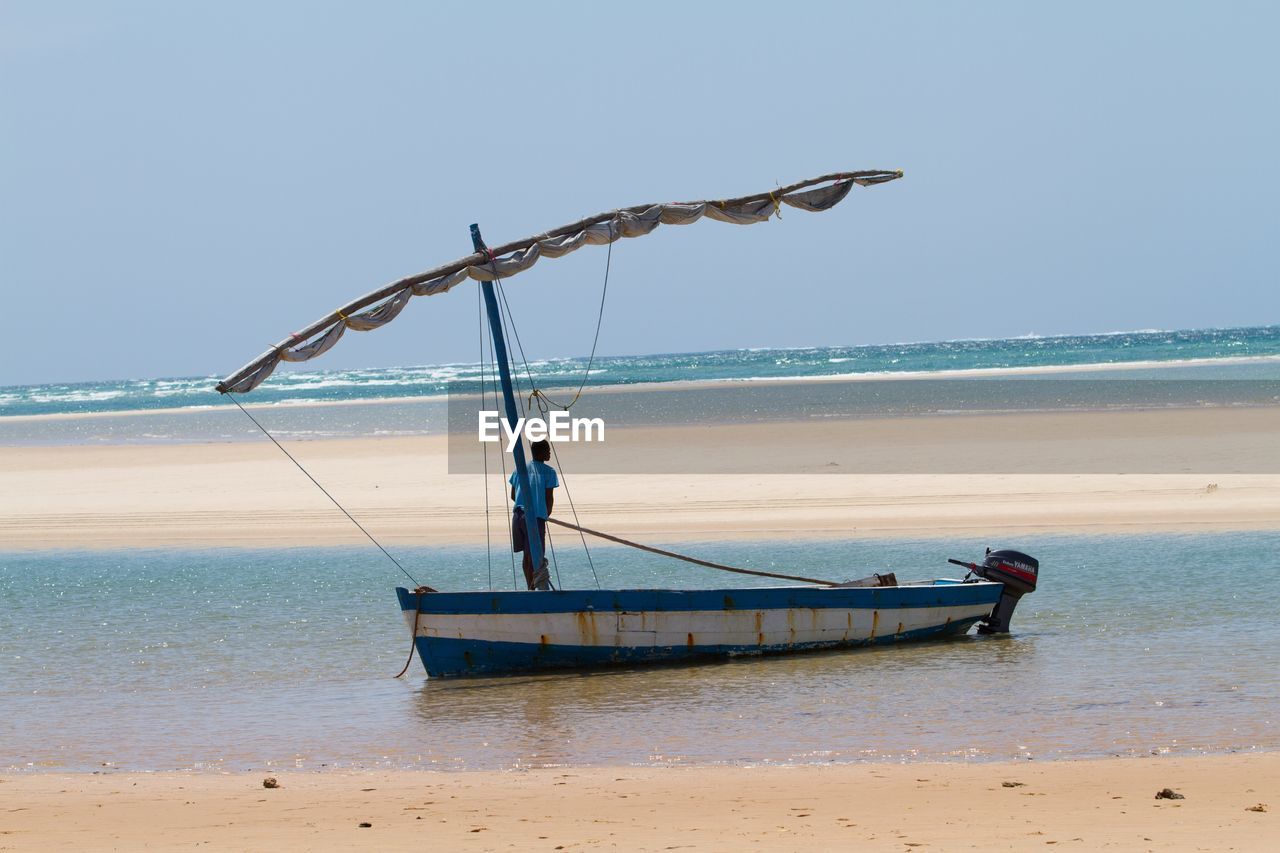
[495,280,532,419]
[544,436,601,589]
[225,392,421,588]
[527,218,614,411]
[476,244,525,592]
[393,594,424,678]
[544,518,839,586]
[494,291,558,591]
[485,311,520,590]
[546,524,563,589]
[495,278,601,589]
[482,225,621,592]
[478,287,493,591]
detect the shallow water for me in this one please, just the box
[6,371,1280,448]
[3,532,1278,772]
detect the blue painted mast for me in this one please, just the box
[471,223,548,590]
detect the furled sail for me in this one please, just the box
[217,170,902,394]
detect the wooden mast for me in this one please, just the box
[471,224,548,590]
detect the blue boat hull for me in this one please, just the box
[396,581,1003,678]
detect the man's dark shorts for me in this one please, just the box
[512,507,547,553]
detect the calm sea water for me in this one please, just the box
[3,533,1277,772]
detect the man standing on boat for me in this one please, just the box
[510,439,558,590]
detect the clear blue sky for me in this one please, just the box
[2,1,1277,386]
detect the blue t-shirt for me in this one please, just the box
[510,461,559,519]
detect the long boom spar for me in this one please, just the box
[216,169,902,394]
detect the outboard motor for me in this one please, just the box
[949,548,1039,634]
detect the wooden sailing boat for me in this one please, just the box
[218,171,1039,678]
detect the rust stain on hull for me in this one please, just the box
[574,611,599,646]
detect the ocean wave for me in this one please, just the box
[4,325,1279,418]
[701,353,1280,384]
[27,389,128,404]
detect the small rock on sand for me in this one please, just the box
[1154,788,1185,800]
[1002,781,1026,788]
[1245,804,1267,813]
[262,777,279,789]
[358,822,372,828]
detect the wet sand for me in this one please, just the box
[5,405,1279,851]
[2,754,1275,851]
[1,406,1278,550]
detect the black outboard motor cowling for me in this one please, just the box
[950,548,1039,634]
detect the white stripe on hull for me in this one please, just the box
[403,603,989,649]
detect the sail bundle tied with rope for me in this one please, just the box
[217,171,902,395]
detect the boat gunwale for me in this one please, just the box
[395,580,1004,615]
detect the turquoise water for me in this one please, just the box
[3,326,1280,447]
[3,533,1277,772]
[4,325,1279,418]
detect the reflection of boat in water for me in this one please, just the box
[216,171,1040,679]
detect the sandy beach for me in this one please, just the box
[2,405,1278,550]
[5,403,1279,852]
[3,754,1275,851]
